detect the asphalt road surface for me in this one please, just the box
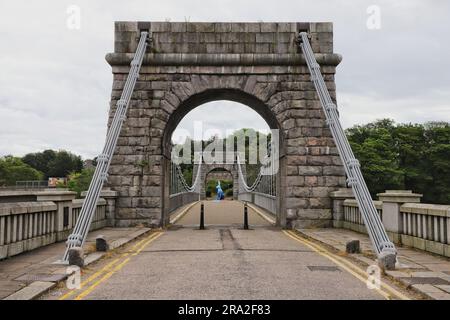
[46,201,411,300]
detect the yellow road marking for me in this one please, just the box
[301,237,410,300]
[286,231,411,300]
[59,231,162,300]
[73,232,164,300]
[283,230,410,300]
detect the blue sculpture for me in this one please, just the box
[216,181,225,200]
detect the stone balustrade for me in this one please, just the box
[399,203,450,256]
[0,189,117,260]
[331,188,450,257]
[341,199,382,234]
[0,201,57,259]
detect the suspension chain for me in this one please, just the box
[298,32,396,258]
[171,153,203,194]
[62,31,151,262]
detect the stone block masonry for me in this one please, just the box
[106,21,346,228]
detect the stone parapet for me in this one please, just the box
[0,190,110,260]
[334,189,450,258]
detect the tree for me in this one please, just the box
[346,119,450,204]
[23,150,83,178]
[347,124,404,197]
[22,149,56,178]
[0,156,44,186]
[393,124,431,197]
[66,168,94,197]
[422,122,450,204]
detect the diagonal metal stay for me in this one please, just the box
[62,31,151,262]
[298,32,397,269]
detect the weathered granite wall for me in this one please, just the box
[105,21,346,228]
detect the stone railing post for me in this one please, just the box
[329,188,355,228]
[101,188,118,227]
[377,190,423,243]
[81,188,118,227]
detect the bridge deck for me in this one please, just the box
[174,200,271,228]
[39,201,414,300]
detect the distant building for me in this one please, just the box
[83,159,96,169]
[48,177,67,187]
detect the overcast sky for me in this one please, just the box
[1,0,449,159]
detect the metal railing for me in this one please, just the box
[298,32,397,263]
[7,181,49,190]
[236,151,277,215]
[62,31,151,261]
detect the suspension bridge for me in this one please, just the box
[63,23,396,270]
[10,21,450,301]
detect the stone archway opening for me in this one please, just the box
[166,95,281,224]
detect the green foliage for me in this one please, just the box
[0,156,43,186]
[22,149,83,178]
[22,149,56,178]
[347,120,404,195]
[67,168,95,197]
[346,119,450,204]
[175,128,270,187]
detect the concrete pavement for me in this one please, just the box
[1,227,150,300]
[43,201,415,300]
[298,228,450,300]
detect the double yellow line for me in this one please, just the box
[283,230,410,300]
[59,231,164,300]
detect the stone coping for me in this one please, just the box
[401,203,450,217]
[106,52,342,67]
[377,190,423,203]
[115,21,332,33]
[0,201,57,216]
[0,190,76,197]
[343,198,382,209]
[72,198,107,208]
[329,188,355,199]
[81,189,118,199]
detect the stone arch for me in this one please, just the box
[161,88,285,159]
[160,87,286,227]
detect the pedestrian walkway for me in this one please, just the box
[0,227,150,299]
[297,228,450,300]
